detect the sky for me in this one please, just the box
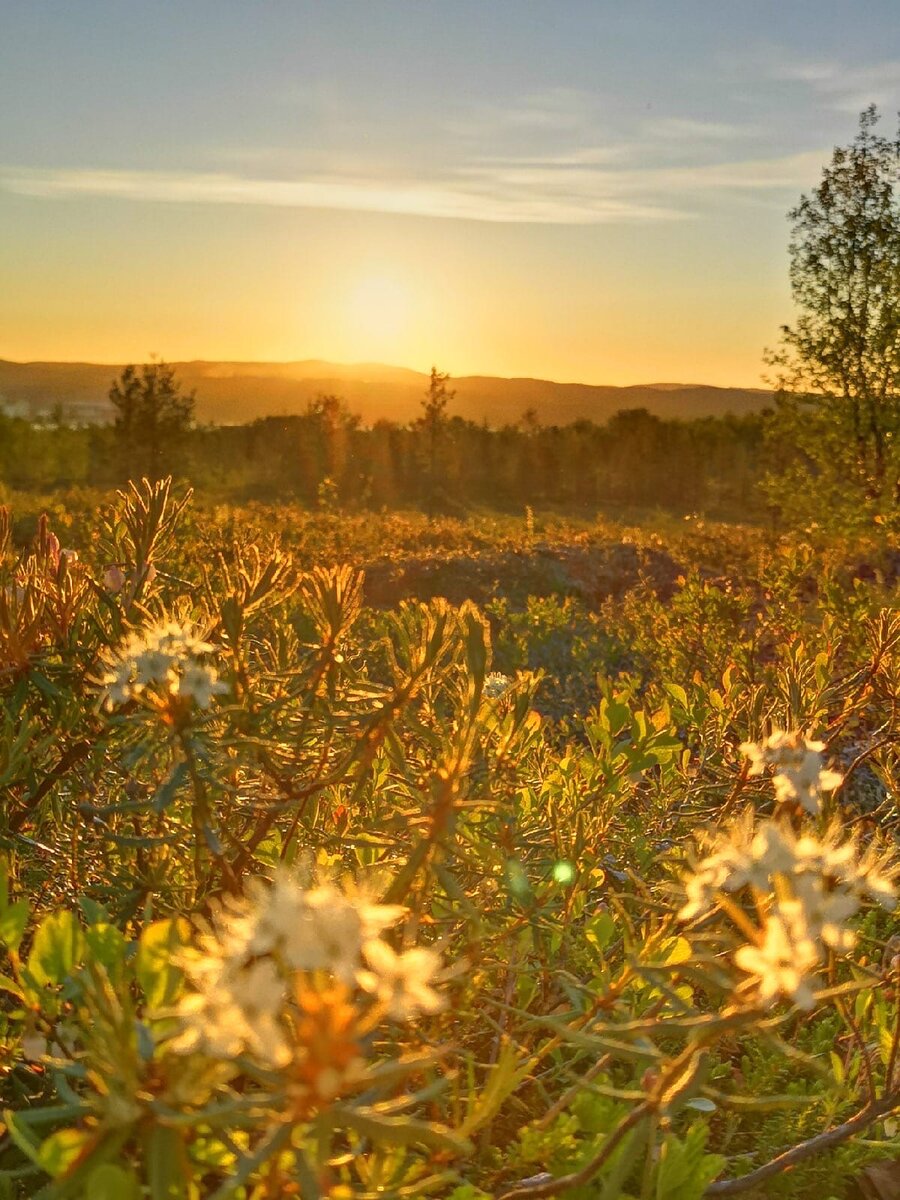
[2,1,900,387]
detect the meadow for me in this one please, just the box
[0,479,898,1198]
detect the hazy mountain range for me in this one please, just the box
[0,359,771,426]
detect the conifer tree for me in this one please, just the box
[109,360,195,481]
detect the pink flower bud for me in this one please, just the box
[103,566,127,593]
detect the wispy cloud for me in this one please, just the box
[769,55,900,113]
[443,87,601,140]
[1,147,825,226]
[0,164,681,223]
[638,117,757,142]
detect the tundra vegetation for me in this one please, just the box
[0,111,899,1199]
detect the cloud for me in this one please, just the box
[0,147,825,226]
[639,117,756,142]
[0,164,682,224]
[469,146,630,169]
[443,87,601,140]
[769,55,900,113]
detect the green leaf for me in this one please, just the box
[598,1121,648,1200]
[586,910,617,954]
[137,919,189,1009]
[659,1052,708,1114]
[684,1097,717,1113]
[459,1041,527,1138]
[654,1123,725,1200]
[86,1163,141,1200]
[338,1106,471,1156]
[146,1125,188,1200]
[152,762,190,814]
[463,607,489,690]
[37,1127,93,1178]
[601,698,632,736]
[84,924,128,973]
[0,899,30,953]
[27,912,84,987]
[2,1109,43,1167]
[661,936,693,966]
[0,972,24,1000]
[78,898,111,925]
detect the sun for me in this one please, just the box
[345,274,412,345]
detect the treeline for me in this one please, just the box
[0,398,766,516]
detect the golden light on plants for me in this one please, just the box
[3,473,900,1198]
[4,3,900,1194]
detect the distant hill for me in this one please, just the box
[0,359,771,426]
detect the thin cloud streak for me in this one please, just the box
[1,149,827,226]
[767,55,900,113]
[638,117,757,141]
[0,165,684,224]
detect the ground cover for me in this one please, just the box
[0,481,898,1198]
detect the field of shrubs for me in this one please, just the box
[1,479,898,1199]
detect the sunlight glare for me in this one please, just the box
[345,274,413,347]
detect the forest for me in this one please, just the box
[0,391,766,520]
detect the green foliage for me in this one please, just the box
[765,105,900,529]
[0,394,767,518]
[109,361,195,481]
[0,482,898,1198]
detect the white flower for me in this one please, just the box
[175,940,290,1066]
[683,808,896,1009]
[855,853,897,910]
[236,874,405,985]
[174,955,289,1066]
[285,887,404,985]
[100,620,221,709]
[679,814,792,920]
[791,874,859,952]
[102,659,135,707]
[177,661,227,708]
[484,673,512,700]
[734,903,821,1010]
[172,869,441,1065]
[357,940,445,1021]
[740,730,842,815]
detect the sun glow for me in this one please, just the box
[345,274,413,346]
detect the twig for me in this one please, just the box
[534,1054,612,1131]
[704,1091,900,1196]
[498,1102,651,1200]
[883,966,900,1096]
[10,739,93,832]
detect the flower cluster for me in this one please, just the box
[682,814,895,927]
[100,620,226,710]
[739,730,842,815]
[171,873,445,1103]
[681,737,895,1009]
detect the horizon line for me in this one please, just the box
[0,354,772,394]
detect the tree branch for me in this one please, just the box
[704,1091,900,1196]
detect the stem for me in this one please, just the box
[704,1091,900,1196]
[499,1103,652,1200]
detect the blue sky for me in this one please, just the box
[2,1,899,383]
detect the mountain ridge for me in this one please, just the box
[0,358,771,425]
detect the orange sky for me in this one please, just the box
[2,2,896,387]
